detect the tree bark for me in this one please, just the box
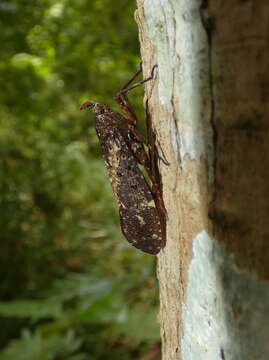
[136,1,269,359]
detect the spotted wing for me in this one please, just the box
[96,120,162,254]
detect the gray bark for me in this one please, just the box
[136,1,269,360]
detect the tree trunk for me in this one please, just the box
[136,1,269,359]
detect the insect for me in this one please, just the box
[80,64,166,254]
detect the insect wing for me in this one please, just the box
[96,120,162,254]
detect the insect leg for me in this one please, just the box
[114,65,158,127]
[120,62,142,91]
[119,65,158,95]
[114,63,142,126]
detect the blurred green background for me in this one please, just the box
[0,0,160,359]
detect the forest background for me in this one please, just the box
[0,0,160,359]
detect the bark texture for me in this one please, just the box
[136,1,269,360]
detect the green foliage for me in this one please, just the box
[0,0,160,359]
[0,330,84,360]
[0,299,62,320]
[0,271,159,359]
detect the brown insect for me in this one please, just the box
[80,64,166,254]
